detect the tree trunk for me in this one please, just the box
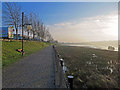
[16,27,18,40]
[33,31,35,40]
[28,30,29,40]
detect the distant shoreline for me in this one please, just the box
[60,44,118,52]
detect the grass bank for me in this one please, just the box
[2,40,51,68]
[56,45,119,88]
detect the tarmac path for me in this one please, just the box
[2,46,56,88]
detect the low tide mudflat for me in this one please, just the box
[56,45,119,88]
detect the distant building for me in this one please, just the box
[0,27,14,39]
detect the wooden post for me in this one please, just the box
[58,54,60,58]
[53,45,55,48]
[68,76,74,90]
[60,58,63,67]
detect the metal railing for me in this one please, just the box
[53,45,73,89]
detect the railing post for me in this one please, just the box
[53,45,55,49]
[54,47,73,89]
[60,58,63,67]
[68,76,74,90]
[58,54,60,58]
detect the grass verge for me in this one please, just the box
[2,40,51,68]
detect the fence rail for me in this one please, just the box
[53,45,73,89]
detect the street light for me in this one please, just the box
[22,12,24,56]
[22,12,32,56]
[27,25,32,30]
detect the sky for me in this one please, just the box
[1,0,119,2]
[3,2,118,43]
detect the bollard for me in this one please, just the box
[68,76,74,90]
[57,52,61,58]
[58,54,60,58]
[53,45,55,48]
[63,65,67,73]
[60,58,63,67]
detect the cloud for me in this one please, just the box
[48,12,118,43]
[54,22,73,26]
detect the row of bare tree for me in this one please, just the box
[3,2,54,42]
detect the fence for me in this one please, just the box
[53,45,74,89]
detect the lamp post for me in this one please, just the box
[21,12,32,56]
[22,12,24,56]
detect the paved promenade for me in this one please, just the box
[2,46,55,88]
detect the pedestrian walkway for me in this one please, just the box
[2,46,55,88]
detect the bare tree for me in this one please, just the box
[46,30,53,42]
[24,14,32,40]
[24,12,53,42]
[40,23,46,41]
[32,13,38,40]
[29,13,33,39]
[3,2,21,40]
[28,13,39,40]
[36,20,41,41]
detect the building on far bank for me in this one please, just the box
[0,27,14,39]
